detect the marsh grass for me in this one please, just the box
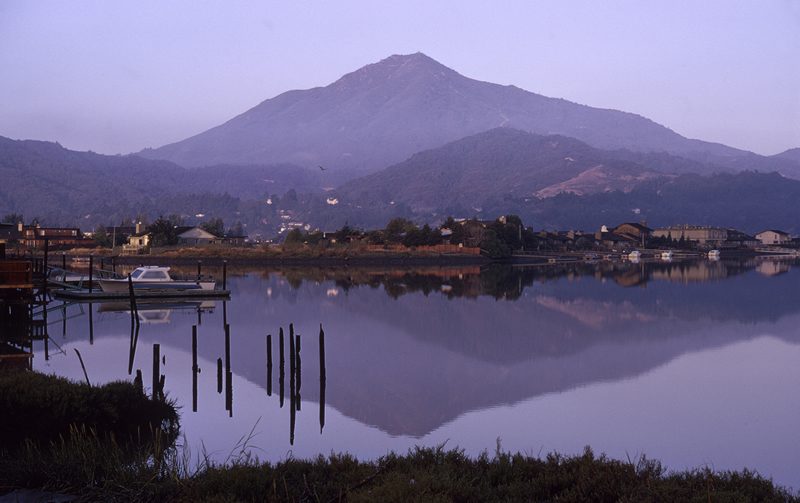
[1,372,796,501]
[2,438,796,502]
[0,370,179,451]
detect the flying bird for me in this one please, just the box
[318,165,326,171]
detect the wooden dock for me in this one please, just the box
[51,288,230,301]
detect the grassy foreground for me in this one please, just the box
[2,440,796,502]
[0,371,796,502]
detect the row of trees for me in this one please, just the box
[281,215,536,258]
[91,216,245,248]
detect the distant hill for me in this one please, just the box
[0,136,322,229]
[140,52,798,179]
[304,129,800,234]
[774,148,800,163]
[334,128,673,213]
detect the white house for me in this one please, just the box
[755,230,791,246]
[178,227,220,246]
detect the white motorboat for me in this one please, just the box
[627,250,641,260]
[707,249,721,260]
[98,266,216,293]
[661,250,674,260]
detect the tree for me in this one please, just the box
[93,225,111,247]
[200,218,225,238]
[284,228,304,245]
[227,221,245,237]
[147,216,179,247]
[2,213,23,224]
[385,218,416,243]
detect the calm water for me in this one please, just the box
[34,259,800,490]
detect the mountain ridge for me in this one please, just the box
[139,52,791,179]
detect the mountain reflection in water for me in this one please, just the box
[28,258,800,490]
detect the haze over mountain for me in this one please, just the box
[140,53,797,180]
[0,135,322,228]
[774,148,800,163]
[305,128,800,234]
[334,128,671,213]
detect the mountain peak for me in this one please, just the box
[333,52,456,89]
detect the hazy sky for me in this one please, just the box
[1,0,798,156]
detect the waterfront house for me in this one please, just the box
[177,226,220,246]
[652,225,728,246]
[724,229,759,248]
[755,230,791,246]
[611,222,651,246]
[20,224,89,249]
[122,223,151,254]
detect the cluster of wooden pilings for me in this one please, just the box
[127,310,328,446]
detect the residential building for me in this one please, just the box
[652,225,728,246]
[611,222,651,246]
[755,230,791,246]
[20,224,88,249]
[177,226,220,246]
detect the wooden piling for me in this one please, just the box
[127,274,139,328]
[61,252,66,270]
[88,255,93,293]
[43,238,49,281]
[289,325,296,446]
[224,324,231,372]
[319,324,326,434]
[192,325,198,412]
[217,358,223,393]
[266,333,272,396]
[88,302,94,345]
[74,348,90,386]
[152,343,160,400]
[295,333,301,411]
[127,322,139,375]
[222,260,227,290]
[279,327,285,408]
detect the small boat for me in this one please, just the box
[627,250,641,260]
[661,250,674,260]
[707,249,721,260]
[98,266,216,293]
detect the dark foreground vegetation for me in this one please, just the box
[1,371,796,502]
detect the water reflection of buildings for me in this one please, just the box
[262,259,793,299]
[213,259,800,437]
[17,258,800,444]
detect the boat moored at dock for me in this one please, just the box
[98,266,215,293]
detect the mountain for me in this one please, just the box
[0,136,322,229]
[774,148,800,163]
[302,129,800,233]
[334,128,670,213]
[140,52,795,179]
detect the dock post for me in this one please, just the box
[88,255,93,293]
[224,324,232,415]
[61,252,66,270]
[222,260,227,290]
[196,260,201,281]
[192,325,198,412]
[216,358,223,393]
[279,327,285,407]
[152,343,160,400]
[295,333,301,411]
[127,274,139,329]
[88,302,94,345]
[319,324,326,433]
[43,237,49,271]
[289,324,296,445]
[266,334,272,396]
